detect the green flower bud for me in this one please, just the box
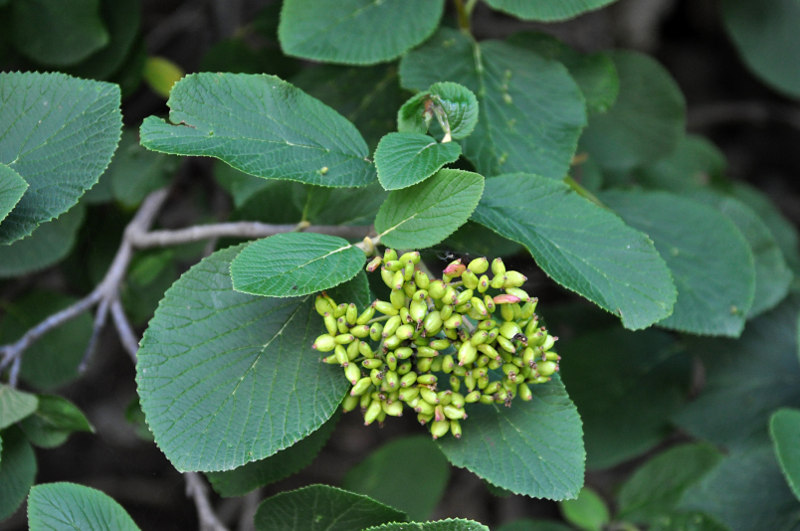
[464,390,481,403]
[442,286,459,305]
[537,360,558,377]
[449,374,461,392]
[417,373,437,386]
[362,358,384,370]
[399,250,421,265]
[397,361,412,375]
[463,372,476,391]
[364,399,382,425]
[518,382,533,401]
[415,346,437,358]
[391,270,405,290]
[394,346,413,360]
[439,303,454,321]
[456,288,473,306]
[321,354,339,364]
[524,315,540,337]
[315,295,334,316]
[442,354,455,373]
[383,248,398,261]
[342,394,360,412]
[382,399,404,417]
[400,371,418,387]
[385,352,398,371]
[417,412,433,425]
[369,368,383,387]
[505,287,531,302]
[470,297,488,317]
[502,363,519,381]
[384,370,400,389]
[398,386,420,402]
[479,393,495,404]
[444,404,467,420]
[499,321,521,340]
[430,420,450,439]
[395,323,415,340]
[366,255,383,272]
[369,322,383,342]
[336,316,350,334]
[415,398,436,416]
[344,363,362,384]
[403,280,417,298]
[345,303,358,324]
[444,314,462,329]
[522,347,536,367]
[382,315,401,338]
[334,333,355,345]
[497,335,516,354]
[500,302,515,322]
[360,390,372,409]
[312,334,336,352]
[544,351,561,362]
[468,256,489,274]
[428,280,446,300]
[351,324,370,338]
[428,338,451,350]
[429,357,443,372]
[373,299,398,316]
[384,259,403,271]
[414,269,430,289]
[541,334,557,351]
[450,392,466,408]
[347,340,360,361]
[483,294,495,313]
[491,257,506,277]
[403,260,415,282]
[334,303,348,318]
[477,343,501,362]
[461,270,479,290]
[351,376,373,396]
[476,354,490,368]
[416,357,433,372]
[335,345,349,366]
[458,341,477,366]
[380,267,394,288]
[490,274,506,289]
[383,334,402,350]
[323,314,338,335]
[419,387,439,405]
[521,298,538,318]
[450,419,463,438]
[503,271,527,288]
[469,330,490,346]
[423,311,443,335]
[410,299,428,323]
[434,404,446,422]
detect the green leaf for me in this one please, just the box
[673,295,800,450]
[472,173,676,330]
[679,444,800,531]
[0,72,121,244]
[206,413,338,497]
[278,0,445,65]
[365,520,490,531]
[483,0,619,21]
[28,482,140,531]
[375,168,484,249]
[136,244,349,472]
[496,520,572,531]
[304,184,388,226]
[602,189,755,336]
[559,487,610,531]
[0,164,27,226]
[507,32,619,115]
[9,0,108,66]
[108,129,176,208]
[580,51,686,171]
[253,484,406,531]
[399,29,587,180]
[18,395,94,449]
[428,82,480,140]
[722,0,800,98]
[689,189,791,318]
[0,429,36,521]
[0,385,38,429]
[633,135,726,193]
[648,512,728,531]
[0,204,85,278]
[559,328,690,469]
[437,377,584,500]
[770,408,800,501]
[617,443,724,524]
[230,233,365,297]
[375,133,462,190]
[139,73,375,188]
[343,435,450,521]
[0,291,93,391]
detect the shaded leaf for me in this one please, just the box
[0,204,85,278]
[18,394,94,449]
[137,244,349,471]
[375,133,461,190]
[9,0,108,66]
[0,164,27,226]
[231,233,365,297]
[254,484,406,531]
[0,72,121,244]
[207,413,338,497]
[617,443,724,524]
[649,512,728,531]
[484,0,619,21]
[559,328,690,469]
[343,435,450,521]
[0,385,38,429]
[673,294,800,450]
[472,173,676,330]
[140,73,375,188]
[559,487,610,531]
[722,0,800,98]
[400,29,586,180]
[399,82,480,140]
[633,135,726,193]
[278,0,445,65]
[108,129,177,208]
[0,429,36,521]
[437,378,584,500]
[365,520,490,531]
[679,444,800,531]
[770,408,800,501]
[602,189,754,336]
[28,482,140,531]
[496,520,572,531]
[580,51,685,171]
[375,169,483,249]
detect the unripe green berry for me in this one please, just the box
[390,289,406,309]
[439,303,454,321]
[464,390,481,403]
[383,248,398,262]
[477,274,490,293]
[364,400,382,425]
[414,269,430,289]
[395,323,415,340]
[416,357,433,372]
[497,335,516,354]
[444,314,462,329]
[468,256,489,274]
[415,398,435,415]
[351,377,373,396]
[410,299,428,323]
[491,257,506,277]
[505,287,531,302]
[380,267,394,288]
[382,399,404,417]
[362,358,383,370]
[373,300,398,316]
[344,363,362,384]
[444,404,467,420]
[312,334,336,352]
[450,419,462,438]
[499,321,521,340]
[518,382,533,401]
[315,295,334,316]
[537,360,558,377]
[461,270,479,290]
[416,373,437,386]
[503,271,527,288]
[350,324,370,338]
[369,322,383,341]
[398,386,419,402]
[342,394,360,412]
[430,420,450,439]
[428,280,446,300]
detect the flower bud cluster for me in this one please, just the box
[312,248,560,439]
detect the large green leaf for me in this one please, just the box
[19,395,94,449]
[559,487,610,531]
[580,51,686,171]
[633,135,726,193]
[722,0,800,98]
[9,0,108,66]
[602,189,755,336]
[343,435,450,521]
[254,484,406,531]
[0,429,36,521]
[496,520,572,531]
[230,233,366,297]
[399,29,586,179]
[0,204,85,278]
[375,168,484,249]
[0,291,93,391]
[139,73,375,188]
[0,72,121,244]
[136,245,349,472]
[674,295,800,450]
[365,521,489,531]
[616,443,724,524]
[375,133,462,190]
[689,189,791,318]
[679,445,800,531]
[437,378,584,500]
[472,173,675,330]
[559,328,690,469]
[28,482,140,531]
[0,385,38,429]
[278,0,444,65]
[484,0,619,21]
[507,32,619,115]
[0,164,27,226]
[207,413,338,497]
[771,408,800,501]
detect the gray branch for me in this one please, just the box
[184,472,229,531]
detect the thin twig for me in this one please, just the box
[79,297,110,373]
[110,298,140,364]
[184,472,229,531]
[689,101,800,131]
